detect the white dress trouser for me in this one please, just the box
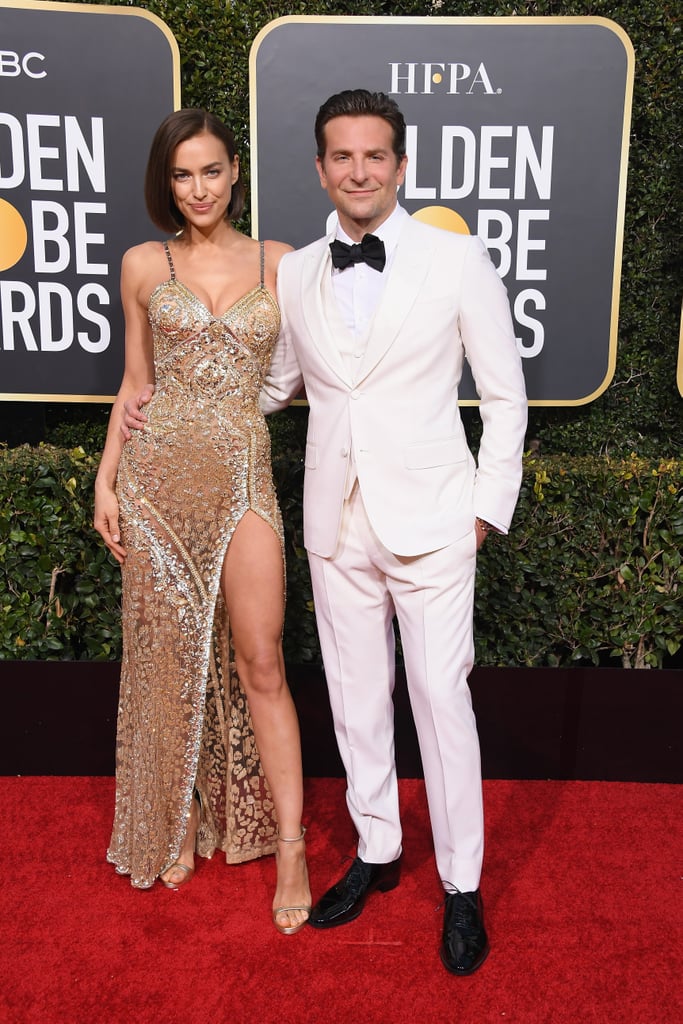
[307,484,484,892]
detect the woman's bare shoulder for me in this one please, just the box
[263,238,294,272]
[121,239,168,272]
[264,238,294,256]
[120,240,172,304]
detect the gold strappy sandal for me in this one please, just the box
[272,827,311,935]
[161,790,201,890]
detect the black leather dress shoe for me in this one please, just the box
[440,889,490,976]
[308,855,402,928]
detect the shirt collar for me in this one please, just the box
[334,204,408,259]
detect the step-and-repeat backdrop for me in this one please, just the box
[250,16,635,405]
[0,0,179,401]
[2,10,646,403]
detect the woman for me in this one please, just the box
[94,109,310,935]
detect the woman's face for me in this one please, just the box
[170,130,239,230]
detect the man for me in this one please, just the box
[125,89,527,974]
[262,89,527,974]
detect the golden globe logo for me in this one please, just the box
[0,113,110,353]
[0,198,27,270]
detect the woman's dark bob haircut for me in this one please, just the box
[144,109,245,232]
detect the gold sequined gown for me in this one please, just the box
[107,241,281,888]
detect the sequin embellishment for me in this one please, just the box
[107,253,283,888]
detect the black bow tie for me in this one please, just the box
[329,234,386,272]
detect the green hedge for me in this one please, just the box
[474,454,682,668]
[2,436,680,667]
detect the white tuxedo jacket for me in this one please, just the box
[262,214,528,558]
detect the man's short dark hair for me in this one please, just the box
[144,108,245,233]
[314,89,407,162]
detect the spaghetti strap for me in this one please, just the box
[259,240,265,288]
[163,241,176,281]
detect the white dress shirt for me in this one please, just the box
[330,204,408,356]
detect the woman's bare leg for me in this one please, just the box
[221,511,310,931]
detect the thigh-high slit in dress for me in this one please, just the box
[107,241,282,888]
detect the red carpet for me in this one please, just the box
[1,777,680,1023]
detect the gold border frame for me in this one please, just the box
[0,0,181,403]
[249,15,635,407]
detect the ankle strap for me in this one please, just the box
[277,826,307,843]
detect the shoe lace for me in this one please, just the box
[439,884,480,936]
[344,857,374,898]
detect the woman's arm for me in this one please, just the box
[93,246,156,563]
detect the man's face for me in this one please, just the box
[316,115,407,240]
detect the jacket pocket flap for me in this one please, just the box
[405,438,463,470]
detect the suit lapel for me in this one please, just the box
[356,217,434,383]
[299,234,352,385]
